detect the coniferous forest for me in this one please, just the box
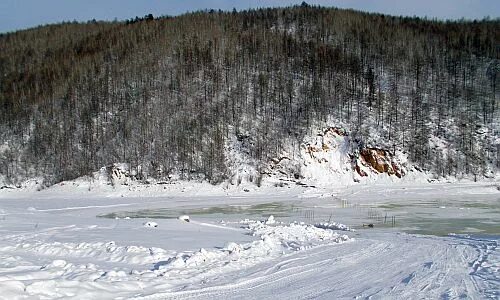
[0,4,499,186]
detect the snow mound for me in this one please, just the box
[155,219,350,277]
[6,240,173,265]
[223,242,243,254]
[315,222,354,232]
[178,215,190,222]
[0,281,26,299]
[243,219,350,251]
[265,215,276,225]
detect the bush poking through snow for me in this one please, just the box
[143,221,158,228]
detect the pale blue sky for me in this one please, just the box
[1,0,499,33]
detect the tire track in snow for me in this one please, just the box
[468,238,500,299]
[134,235,494,300]
[133,240,390,299]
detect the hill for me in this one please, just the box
[0,4,499,187]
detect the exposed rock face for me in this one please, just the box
[358,148,404,178]
[355,163,368,177]
[260,126,409,185]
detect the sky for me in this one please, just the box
[1,0,499,33]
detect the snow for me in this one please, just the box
[315,222,354,231]
[143,221,158,228]
[0,181,498,299]
[265,215,276,224]
[178,215,190,222]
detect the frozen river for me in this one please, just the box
[101,184,500,237]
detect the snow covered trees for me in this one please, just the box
[0,5,498,185]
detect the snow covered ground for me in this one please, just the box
[0,182,498,299]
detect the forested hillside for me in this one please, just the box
[0,4,499,186]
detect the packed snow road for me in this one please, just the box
[0,182,498,299]
[136,234,499,300]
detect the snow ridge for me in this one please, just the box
[0,218,350,299]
